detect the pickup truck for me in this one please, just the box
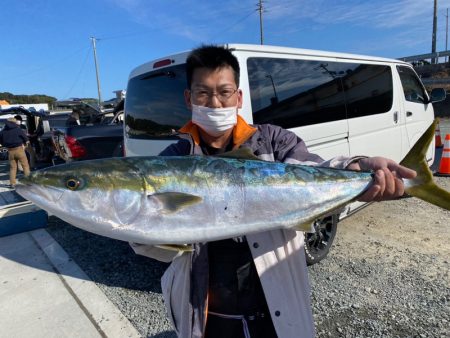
[52,102,124,162]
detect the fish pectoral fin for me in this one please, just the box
[149,192,202,213]
[155,244,194,252]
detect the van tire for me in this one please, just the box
[304,214,338,265]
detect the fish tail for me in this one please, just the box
[400,119,450,210]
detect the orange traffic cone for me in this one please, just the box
[435,121,443,147]
[436,134,450,176]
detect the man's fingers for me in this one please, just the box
[394,176,405,197]
[368,169,406,201]
[359,184,381,202]
[388,163,417,179]
[374,169,386,197]
[354,157,414,202]
[383,168,396,196]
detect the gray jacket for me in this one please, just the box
[132,121,361,338]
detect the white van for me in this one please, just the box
[123,44,445,263]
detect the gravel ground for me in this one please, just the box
[309,176,450,338]
[46,177,450,338]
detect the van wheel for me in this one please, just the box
[304,215,338,266]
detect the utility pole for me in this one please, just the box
[446,8,448,62]
[90,37,103,109]
[257,0,264,45]
[265,74,278,104]
[432,0,437,64]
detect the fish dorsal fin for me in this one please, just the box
[216,147,261,161]
[149,192,202,213]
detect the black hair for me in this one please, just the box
[186,45,240,88]
[14,115,22,121]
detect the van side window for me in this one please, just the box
[343,64,393,119]
[248,58,393,128]
[397,66,428,104]
[125,64,191,139]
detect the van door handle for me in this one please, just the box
[393,111,398,123]
[406,111,413,117]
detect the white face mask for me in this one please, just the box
[191,104,237,137]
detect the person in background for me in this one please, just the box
[27,116,45,165]
[0,117,30,188]
[66,109,81,126]
[13,114,32,168]
[131,45,416,338]
[14,115,28,132]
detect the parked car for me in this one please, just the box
[0,107,70,166]
[123,43,445,265]
[52,101,124,162]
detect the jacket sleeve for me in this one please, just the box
[266,124,366,169]
[159,136,193,156]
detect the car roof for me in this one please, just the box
[129,43,409,79]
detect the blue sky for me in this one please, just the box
[2,0,450,101]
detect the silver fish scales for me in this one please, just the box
[15,120,450,246]
[15,155,371,245]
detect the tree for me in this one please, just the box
[0,92,57,105]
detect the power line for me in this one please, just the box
[97,30,151,41]
[9,46,90,79]
[212,9,256,41]
[62,46,91,99]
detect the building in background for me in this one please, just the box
[0,103,49,111]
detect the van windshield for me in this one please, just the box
[125,64,191,139]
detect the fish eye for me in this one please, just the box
[65,177,84,191]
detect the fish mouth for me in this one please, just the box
[15,182,65,206]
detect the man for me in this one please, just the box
[0,117,30,188]
[131,45,416,338]
[13,114,33,167]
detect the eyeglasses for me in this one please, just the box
[190,88,238,103]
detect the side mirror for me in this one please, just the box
[430,88,446,103]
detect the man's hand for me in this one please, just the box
[347,157,417,202]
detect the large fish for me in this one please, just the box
[16,120,450,246]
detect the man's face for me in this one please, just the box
[184,66,243,109]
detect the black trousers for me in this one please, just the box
[204,313,278,338]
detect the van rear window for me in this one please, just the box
[125,64,191,139]
[248,58,393,128]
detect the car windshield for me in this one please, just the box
[125,64,191,139]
